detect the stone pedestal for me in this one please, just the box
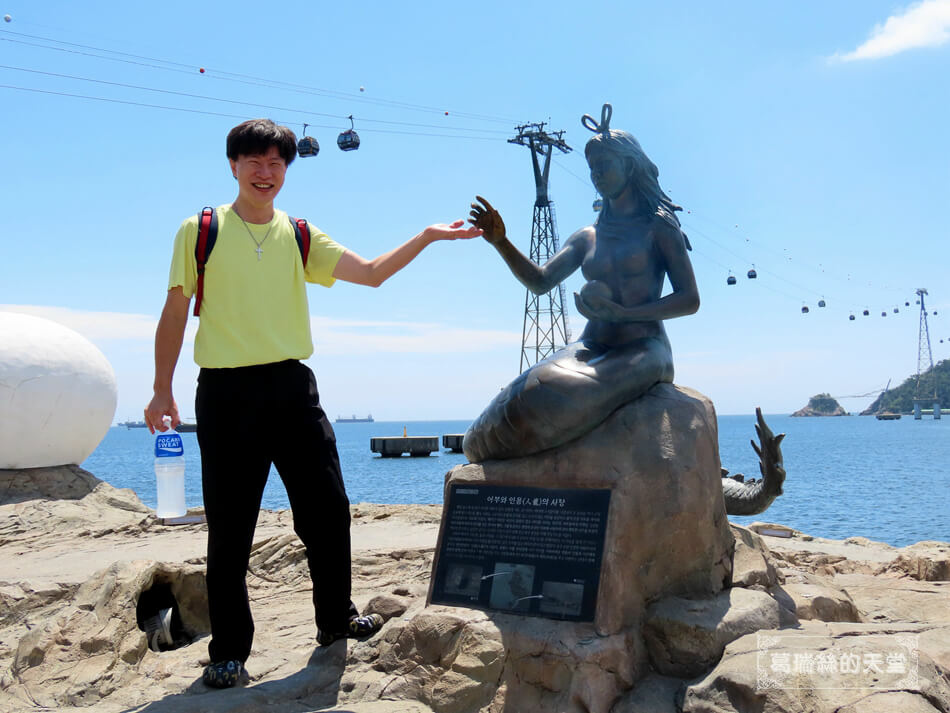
[436,383,733,636]
[406,384,734,712]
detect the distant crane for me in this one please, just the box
[913,288,940,420]
[509,122,573,373]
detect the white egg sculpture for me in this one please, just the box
[0,312,117,469]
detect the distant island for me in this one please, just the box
[791,393,848,417]
[861,359,949,415]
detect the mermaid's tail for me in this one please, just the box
[463,338,673,462]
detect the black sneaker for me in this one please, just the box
[202,659,249,688]
[317,613,384,646]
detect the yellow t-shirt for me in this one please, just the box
[168,204,346,368]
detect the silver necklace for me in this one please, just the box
[238,213,275,261]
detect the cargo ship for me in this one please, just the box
[119,420,197,431]
[336,414,374,423]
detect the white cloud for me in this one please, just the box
[0,305,519,355]
[834,0,950,62]
[0,304,166,341]
[1,305,523,421]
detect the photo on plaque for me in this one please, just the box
[444,563,483,598]
[488,562,536,612]
[539,581,585,617]
[430,484,610,621]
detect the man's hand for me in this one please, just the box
[469,196,506,245]
[421,219,483,243]
[145,391,180,434]
[333,217,482,287]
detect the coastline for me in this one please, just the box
[85,415,950,548]
[1,465,948,712]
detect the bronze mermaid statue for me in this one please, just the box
[463,104,699,463]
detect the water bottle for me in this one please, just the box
[154,417,186,518]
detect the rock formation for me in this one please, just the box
[1,465,948,712]
[791,393,848,417]
[441,384,734,635]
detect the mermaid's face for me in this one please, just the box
[587,146,628,200]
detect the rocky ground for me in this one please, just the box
[0,466,948,713]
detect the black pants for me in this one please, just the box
[196,360,357,663]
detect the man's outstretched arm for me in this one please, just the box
[332,220,481,287]
[144,287,190,433]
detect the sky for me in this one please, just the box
[2,0,949,422]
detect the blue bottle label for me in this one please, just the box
[155,433,184,457]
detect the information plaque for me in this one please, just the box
[430,484,611,622]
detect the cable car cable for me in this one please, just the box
[682,218,915,314]
[680,207,909,297]
[0,29,523,125]
[0,63,510,137]
[554,152,908,316]
[0,83,503,141]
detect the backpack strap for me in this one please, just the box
[192,210,307,318]
[290,216,311,267]
[193,206,218,317]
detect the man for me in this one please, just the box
[144,118,480,688]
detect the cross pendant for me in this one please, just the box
[255,246,263,261]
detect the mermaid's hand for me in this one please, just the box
[469,196,506,245]
[574,290,626,322]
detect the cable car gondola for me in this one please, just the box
[747,266,757,279]
[592,197,603,212]
[818,298,826,308]
[296,123,319,158]
[894,307,899,313]
[337,115,360,151]
[802,305,809,314]
[863,309,870,316]
[726,272,736,285]
[881,311,887,317]
[849,313,855,321]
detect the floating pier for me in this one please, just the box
[913,400,943,420]
[442,434,465,453]
[370,436,439,457]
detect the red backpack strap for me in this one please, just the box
[290,216,311,267]
[193,207,218,317]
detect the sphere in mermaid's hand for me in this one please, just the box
[580,280,613,304]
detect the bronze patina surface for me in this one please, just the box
[466,104,699,463]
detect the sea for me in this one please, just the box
[82,414,950,548]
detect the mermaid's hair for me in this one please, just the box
[582,104,689,247]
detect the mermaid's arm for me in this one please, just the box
[471,196,589,294]
[575,222,699,323]
[491,229,589,294]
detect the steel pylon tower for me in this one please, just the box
[509,122,572,373]
[914,288,938,417]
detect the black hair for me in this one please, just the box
[226,119,297,165]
